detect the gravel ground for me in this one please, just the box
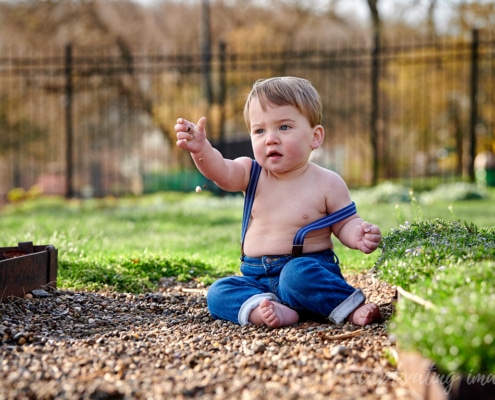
[0,273,416,400]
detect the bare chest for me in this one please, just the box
[250,179,327,226]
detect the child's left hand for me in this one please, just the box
[355,222,382,254]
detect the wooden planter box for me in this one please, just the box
[0,242,58,301]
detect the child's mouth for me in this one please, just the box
[267,151,282,158]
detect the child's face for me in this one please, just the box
[248,98,323,174]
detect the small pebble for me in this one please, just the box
[31,289,51,298]
[331,345,351,357]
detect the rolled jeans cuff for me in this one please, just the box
[329,288,366,324]
[238,293,279,326]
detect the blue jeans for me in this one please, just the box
[207,249,365,325]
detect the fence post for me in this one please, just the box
[218,40,227,142]
[201,0,213,104]
[64,44,74,198]
[468,29,479,182]
[370,31,380,186]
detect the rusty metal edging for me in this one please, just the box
[0,242,58,301]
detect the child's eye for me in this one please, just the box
[280,125,290,131]
[254,128,264,135]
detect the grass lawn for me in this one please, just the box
[1,187,494,293]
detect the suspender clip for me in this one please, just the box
[291,245,303,258]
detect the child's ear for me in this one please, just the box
[311,125,325,149]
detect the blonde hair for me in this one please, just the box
[243,76,322,129]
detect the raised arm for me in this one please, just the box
[175,116,252,192]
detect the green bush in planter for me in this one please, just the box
[374,219,495,374]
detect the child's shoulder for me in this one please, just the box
[308,163,350,197]
[309,162,344,181]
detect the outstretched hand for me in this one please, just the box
[175,116,207,154]
[355,222,381,254]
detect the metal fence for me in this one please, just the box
[1,29,494,200]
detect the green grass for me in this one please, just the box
[1,186,494,293]
[1,193,244,292]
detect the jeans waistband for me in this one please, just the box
[240,248,335,266]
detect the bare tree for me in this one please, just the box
[426,0,438,38]
[366,0,381,185]
[366,0,382,34]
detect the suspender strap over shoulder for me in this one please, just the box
[241,160,262,249]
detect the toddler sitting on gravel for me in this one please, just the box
[174,76,382,328]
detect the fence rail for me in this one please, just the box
[1,30,494,200]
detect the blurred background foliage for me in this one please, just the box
[0,0,495,200]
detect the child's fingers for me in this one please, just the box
[361,222,372,233]
[176,130,193,142]
[362,222,380,235]
[175,116,207,152]
[365,234,381,245]
[175,118,193,133]
[176,138,189,149]
[196,116,207,131]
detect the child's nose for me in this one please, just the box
[265,130,280,144]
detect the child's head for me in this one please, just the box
[243,76,322,129]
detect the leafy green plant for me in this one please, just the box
[375,219,495,374]
[374,219,495,289]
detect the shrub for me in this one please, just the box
[352,182,411,204]
[374,219,495,374]
[420,182,487,204]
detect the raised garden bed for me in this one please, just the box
[374,219,495,399]
[0,241,58,301]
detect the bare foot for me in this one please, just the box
[249,299,299,328]
[347,303,381,326]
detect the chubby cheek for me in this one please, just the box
[251,138,265,160]
[290,142,305,155]
[284,141,308,159]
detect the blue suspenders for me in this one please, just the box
[241,160,262,250]
[241,160,357,257]
[290,202,357,257]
